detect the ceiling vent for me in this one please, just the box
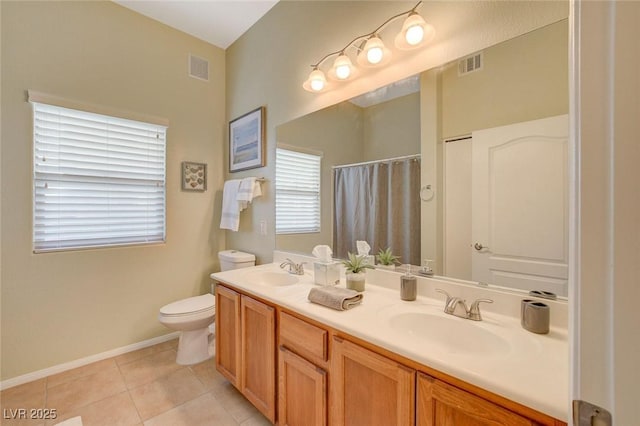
[458,52,483,76]
[189,54,209,81]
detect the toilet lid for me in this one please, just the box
[160,294,215,316]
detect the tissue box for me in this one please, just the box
[314,261,340,286]
[361,255,375,267]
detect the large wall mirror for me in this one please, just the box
[276,19,569,297]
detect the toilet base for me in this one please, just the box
[176,327,215,365]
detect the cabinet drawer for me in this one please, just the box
[279,312,328,364]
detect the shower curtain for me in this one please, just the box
[333,156,421,266]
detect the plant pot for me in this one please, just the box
[346,272,366,292]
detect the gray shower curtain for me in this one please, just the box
[333,156,421,265]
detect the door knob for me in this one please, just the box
[473,242,489,251]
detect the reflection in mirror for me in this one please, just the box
[276,20,569,296]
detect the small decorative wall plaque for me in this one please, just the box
[182,161,207,191]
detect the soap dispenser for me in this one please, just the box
[400,265,417,301]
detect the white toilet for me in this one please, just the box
[158,250,255,365]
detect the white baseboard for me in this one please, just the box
[0,331,180,391]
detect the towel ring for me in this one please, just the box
[420,184,434,202]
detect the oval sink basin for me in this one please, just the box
[244,270,300,287]
[388,312,511,356]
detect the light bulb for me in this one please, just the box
[395,12,434,50]
[357,35,391,68]
[331,54,353,80]
[303,68,327,93]
[336,64,350,79]
[367,47,383,64]
[310,76,325,91]
[405,24,424,46]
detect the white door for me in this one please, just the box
[471,115,569,296]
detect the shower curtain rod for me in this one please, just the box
[332,153,420,170]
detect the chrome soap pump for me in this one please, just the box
[400,265,417,301]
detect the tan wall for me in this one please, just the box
[441,20,569,139]
[225,1,568,264]
[362,93,421,162]
[1,1,226,380]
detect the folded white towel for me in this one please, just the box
[220,179,243,231]
[237,177,262,210]
[308,286,363,311]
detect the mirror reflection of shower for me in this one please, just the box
[333,155,421,265]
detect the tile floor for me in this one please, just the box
[0,339,271,426]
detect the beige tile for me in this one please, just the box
[210,382,262,424]
[129,368,206,420]
[143,393,238,426]
[44,391,140,426]
[118,350,181,390]
[240,414,272,426]
[1,379,46,402]
[0,380,47,426]
[189,360,227,392]
[0,419,44,426]
[115,340,178,367]
[45,366,127,414]
[47,360,117,389]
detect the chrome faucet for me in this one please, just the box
[436,289,493,321]
[279,258,306,275]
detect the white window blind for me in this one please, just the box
[275,148,321,234]
[32,102,167,252]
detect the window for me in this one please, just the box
[275,148,321,234]
[31,101,167,252]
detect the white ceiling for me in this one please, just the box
[113,0,279,49]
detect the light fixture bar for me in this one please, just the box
[303,1,433,93]
[308,1,422,69]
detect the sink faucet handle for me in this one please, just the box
[435,288,451,300]
[436,289,456,314]
[468,298,494,321]
[296,262,307,274]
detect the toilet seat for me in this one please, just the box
[160,294,215,317]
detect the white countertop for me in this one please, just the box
[210,262,568,421]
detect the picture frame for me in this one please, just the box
[181,161,207,191]
[229,106,265,172]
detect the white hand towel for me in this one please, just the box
[220,179,243,231]
[237,177,262,210]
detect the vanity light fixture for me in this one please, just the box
[303,1,433,93]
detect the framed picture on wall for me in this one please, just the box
[229,106,265,172]
[181,161,207,191]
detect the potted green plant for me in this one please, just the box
[376,247,400,270]
[342,252,374,292]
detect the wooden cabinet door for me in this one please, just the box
[278,346,326,426]
[215,285,241,387]
[331,336,415,426]
[241,295,276,423]
[417,373,534,426]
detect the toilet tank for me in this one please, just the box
[218,250,256,271]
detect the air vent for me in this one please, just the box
[458,52,483,76]
[189,54,209,81]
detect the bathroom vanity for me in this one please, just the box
[210,258,568,426]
